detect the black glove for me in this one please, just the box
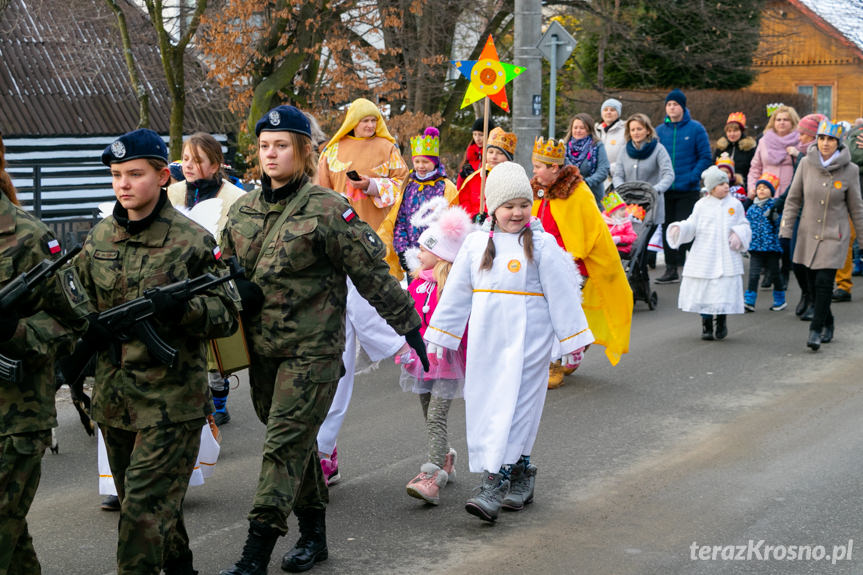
[82,314,114,351]
[779,237,792,255]
[148,290,189,324]
[397,252,410,274]
[472,212,488,225]
[404,327,430,372]
[235,278,264,317]
[0,315,19,343]
[459,162,475,180]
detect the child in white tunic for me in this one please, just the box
[425,162,594,523]
[667,165,751,340]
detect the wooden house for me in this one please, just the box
[0,0,234,227]
[749,0,863,121]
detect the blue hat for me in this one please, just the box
[101,129,168,166]
[816,119,844,140]
[601,98,622,116]
[169,161,185,182]
[665,89,687,109]
[255,105,312,138]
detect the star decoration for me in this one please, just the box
[451,35,525,112]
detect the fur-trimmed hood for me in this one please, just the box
[530,164,584,201]
[716,135,756,153]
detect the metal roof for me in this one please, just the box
[0,0,235,137]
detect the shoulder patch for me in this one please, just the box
[60,267,89,307]
[46,238,62,255]
[363,230,382,250]
[342,208,356,222]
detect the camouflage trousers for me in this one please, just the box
[101,419,203,575]
[0,430,51,575]
[247,354,342,534]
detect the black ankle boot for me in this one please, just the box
[806,329,821,351]
[714,315,728,340]
[701,317,714,341]
[821,323,834,343]
[800,304,814,322]
[795,294,810,317]
[219,520,281,575]
[163,558,197,575]
[282,508,328,573]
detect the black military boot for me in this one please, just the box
[219,520,281,575]
[281,508,328,573]
[701,316,714,341]
[163,558,197,575]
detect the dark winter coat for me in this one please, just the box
[713,136,757,190]
[656,109,712,195]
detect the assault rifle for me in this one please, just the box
[0,245,82,384]
[61,256,244,384]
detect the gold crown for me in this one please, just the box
[532,136,565,165]
[488,127,518,156]
[410,133,439,157]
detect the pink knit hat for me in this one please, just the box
[798,113,826,137]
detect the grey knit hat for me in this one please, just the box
[485,162,534,215]
[701,165,729,193]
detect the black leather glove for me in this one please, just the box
[0,315,19,343]
[397,252,410,274]
[779,237,792,255]
[82,314,114,351]
[235,278,264,317]
[148,290,189,324]
[404,327,430,372]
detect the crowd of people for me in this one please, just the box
[2,87,863,575]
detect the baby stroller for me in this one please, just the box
[614,181,658,309]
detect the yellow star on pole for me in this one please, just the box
[451,35,525,112]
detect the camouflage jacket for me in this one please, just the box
[0,194,81,436]
[69,193,239,430]
[220,178,419,359]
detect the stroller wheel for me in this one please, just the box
[648,291,658,310]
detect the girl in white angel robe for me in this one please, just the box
[667,165,751,340]
[425,218,593,494]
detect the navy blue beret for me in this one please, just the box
[255,105,312,138]
[169,161,185,181]
[101,129,168,166]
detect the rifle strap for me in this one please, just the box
[251,181,314,276]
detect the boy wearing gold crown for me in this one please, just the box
[457,127,517,219]
[529,137,632,388]
[390,127,458,273]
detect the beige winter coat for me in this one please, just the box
[780,145,863,269]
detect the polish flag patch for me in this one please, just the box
[342,208,356,222]
[213,246,222,260]
[47,239,61,254]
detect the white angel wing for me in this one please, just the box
[97,201,116,219]
[175,197,223,237]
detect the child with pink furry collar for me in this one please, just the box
[399,198,472,506]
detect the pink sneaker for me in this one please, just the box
[319,446,340,486]
[442,448,457,483]
[406,463,448,505]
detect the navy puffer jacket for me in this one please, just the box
[656,109,712,194]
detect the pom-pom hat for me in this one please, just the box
[101,129,168,166]
[410,197,472,263]
[755,172,780,196]
[701,165,729,193]
[485,161,534,215]
[255,105,312,138]
[715,152,735,176]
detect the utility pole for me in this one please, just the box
[512,0,543,169]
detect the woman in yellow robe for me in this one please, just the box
[530,137,632,386]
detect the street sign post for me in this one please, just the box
[537,20,577,139]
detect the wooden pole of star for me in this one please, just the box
[479,98,490,215]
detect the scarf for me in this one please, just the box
[820,149,840,168]
[185,177,222,208]
[565,136,598,176]
[761,129,800,166]
[625,138,658,160]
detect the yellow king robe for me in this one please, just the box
[532,182,632,365]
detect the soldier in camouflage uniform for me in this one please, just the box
[65,129,240,575]
[1,160,84,575]
[219,105,429,575]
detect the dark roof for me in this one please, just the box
[0,0,235,137]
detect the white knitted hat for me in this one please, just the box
[485,161,534,215]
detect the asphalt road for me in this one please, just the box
[30,274,863,575]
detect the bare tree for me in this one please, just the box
[105,0,150,128]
